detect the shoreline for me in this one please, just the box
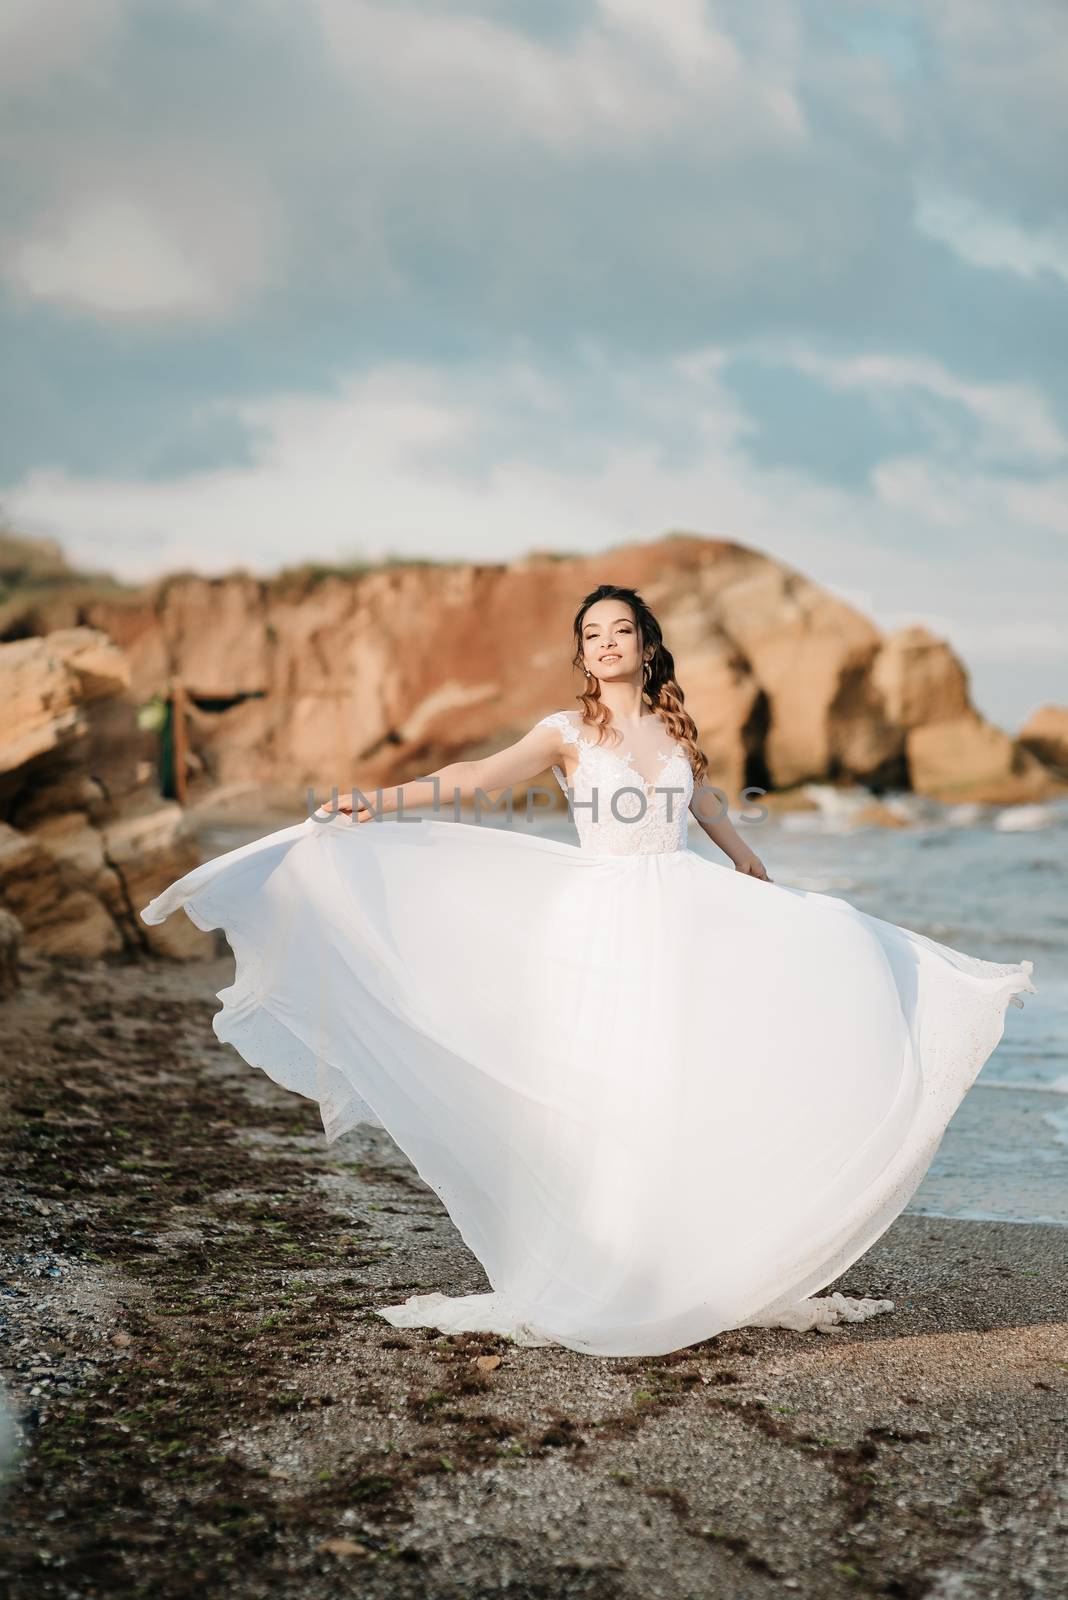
[910,1210,1068,1228]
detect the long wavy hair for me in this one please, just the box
[569,584,709,788]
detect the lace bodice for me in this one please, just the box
[537,710,694,856]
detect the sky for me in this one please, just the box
[1,0,1065,730]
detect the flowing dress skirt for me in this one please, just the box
[140,812,1036,1356]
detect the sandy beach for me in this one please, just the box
[0,946,1064,1599]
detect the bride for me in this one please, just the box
[140,583,1036,1356]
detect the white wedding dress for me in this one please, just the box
[140,709,1036,1356]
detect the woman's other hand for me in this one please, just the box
[733,849,773,882]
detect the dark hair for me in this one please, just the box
[570,584,709,787]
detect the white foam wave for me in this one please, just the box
[1042,1105,1068,1147]
[994,803,1063,832]
[974,1078,1068,1096]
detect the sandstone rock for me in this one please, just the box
[0,906,22,997]
[155,573,271,697]
[27,810,109,879]
[906,714,1063,804]
[3,530,1062,827]
[849,801,910,830]
[674,553,903,788]
[90,536,910,799]
[872,626,971,727]
[99,805,209,960]
[0,627,212,960]
[669,632,764,800]
[1018,704,1068,778]
[0,821,122,958]
[13,773,112,831]
[753,788,821,815]
[0,628,129,777]
[0,801,209,961]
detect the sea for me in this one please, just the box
[195,782,1068,1230]
[731,787,1068,1230]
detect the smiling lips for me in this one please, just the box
[600,654,621,663]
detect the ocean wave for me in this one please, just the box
[974,1078,1068,1096]
[994,802,1067,832]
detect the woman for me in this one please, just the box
[140,584,1035,1356]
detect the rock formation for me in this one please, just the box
[871,627,1056,806]
[2,532,1064,833]
[1019,705,1068,780]
[0,906,21,997]
[0,629,207,961]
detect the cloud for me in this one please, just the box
[5,344,1062,627]
[914,183,1068,289]
[1,159,281,323]
[6,197,219,319]
[0,0,125,96]
[763,344,1068,466]
[871,456,1068,536]
[1,0,1064,343]
[312,0,804,154]
[878,612,1068,666]
[922,0,1068,173]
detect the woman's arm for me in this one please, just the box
[318,719,566,821]
[690,784,773,881]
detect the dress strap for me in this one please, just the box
[537,710,582,747]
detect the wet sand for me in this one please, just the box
[1,947,1065,1599]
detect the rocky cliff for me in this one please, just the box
[0,628,205,963]
[5,531,1059,811]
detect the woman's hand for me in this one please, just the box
[313,790,373,824]
[314,779,431,824]
[732,848,773,882]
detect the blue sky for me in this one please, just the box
[1,0,1065,729]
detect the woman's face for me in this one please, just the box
[579,599,644,682]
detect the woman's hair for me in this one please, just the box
[570,584,709,788]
